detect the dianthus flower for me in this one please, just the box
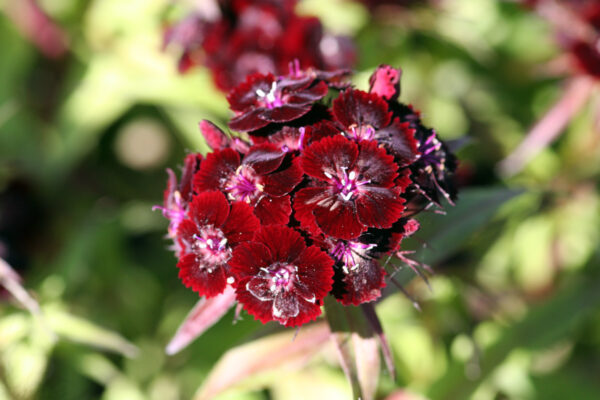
[157,64,459,334]
[176,190,259,297]
[230,225,334,326]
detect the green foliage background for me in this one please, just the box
[0,0,599,399]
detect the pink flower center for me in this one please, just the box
[331,240,376,274]
[263,263,296,292]
[256,81,283,109]
[192,226,230,267]
[224,165,263,203]
[347,124,375,141]
[325,168,371,202]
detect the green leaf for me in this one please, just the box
[405,187,523,266]
[44,304,138,358]
[427,256,600,400]
[194,323,330,400]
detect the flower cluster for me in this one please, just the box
[164,0,356,91]
[157,65,457,327]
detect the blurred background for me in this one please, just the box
[1,0,599,399]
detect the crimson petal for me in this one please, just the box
[260,104,312,123]
[221,201,260,245]
[242,143,285,174]
[194,148,240,192]
[253,225,306,263]
[301,135,358,181]
[263,158,304,196]
[355,139,398,187]
[368,65,402,101]
[177,254,228,298]
[313,199,365,240]
[229,108,271,132]
[188,190,230,227]
[229,242,273,277]
[332,89,391,130]
[356,187,404,229]
[254,195,292,225]
[335,259,386,306]
[199,120,230,151]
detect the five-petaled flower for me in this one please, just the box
[230,225,334,327]
[176,191,259,297]
[295,135,406,240]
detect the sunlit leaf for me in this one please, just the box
[44,304,138,358]
[166,286,237,355]
[194,323,330,400]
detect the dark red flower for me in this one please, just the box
[230,225,334,327]
[199,119,250,153]
[332,88,420,166]
[176,191,259,298]
[329,238,386,305]
[154,153,203,242]
[227,72,329,132]
[193,143,303,224]
[164,0,356,91]
[295,135,406,240]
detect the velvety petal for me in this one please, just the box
[294,245,334,300]
[194,148,240,192]
[301,135,358,181]
[246,277,275,301]
[356,187,404,229]
[199,120,230,151]
[355,139,398,187]
[227,73,275,112]
[176,219,199,252]
[177,254,228,298]
[253,225,306,264]
[282,299,323,327]
[368,65,402,101]
[229,242,273,278]
[374,119,419,166]
[259,104,312,123]
[235,276,275,324]
[188,190,230,228]
[242,143,285,175]
[304,120,341,146]
[180,153,203,201]
[334,259,386,306]
[263,157,303,196]
[221,201,260,245]
[254,195,292,225]
[229,108,271,132]
[286,81,328,105]
[332,88,391,130]
[292,187,326,236]
[272,290,300,321]
[313,199,365,240]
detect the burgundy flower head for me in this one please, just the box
[230,225,334,327]
[164,0,356,91]
[176,191,259,297]
[158,64,460,330]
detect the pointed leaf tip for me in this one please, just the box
[166,286,237,355]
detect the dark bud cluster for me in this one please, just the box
[164,0,356,91]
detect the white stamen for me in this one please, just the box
[341,192,353,201]
[348,171,356,180]
[256,88,266,97]
[227,277,235,284]
[219,238,228,248]
[324,171,333,179]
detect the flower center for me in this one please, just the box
[224,165,264,203]
[256,81,283,109]
[262,263,297,292]
[324,168,371,202]
[192,226,230,267]
[331,240,376,274]
[346,124,376,141]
